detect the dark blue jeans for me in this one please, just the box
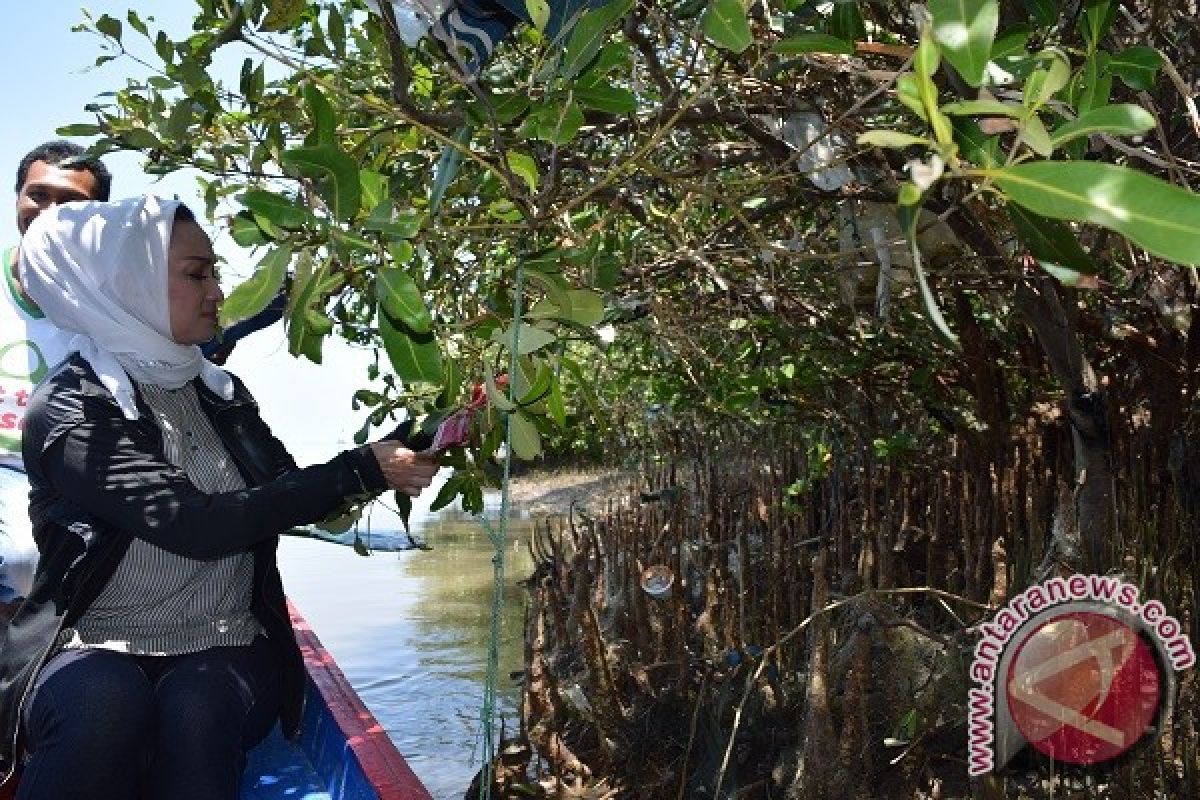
[17,636,279,800]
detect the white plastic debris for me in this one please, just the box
[364,0,453,46]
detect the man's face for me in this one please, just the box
[16,160,100,234]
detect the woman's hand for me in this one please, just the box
[369,442,441,496]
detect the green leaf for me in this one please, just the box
[897,184,957,346]
[1023,52,1071,111]
[1068,52,1112,114]
[126,9,148,37]
[1108,46,1162,91]
[1019,115,1053,156]
[55,123,104,137]
[1021,0,1057,27]
[378,262,433,334]
[281,144,361,223]
[1081,0,1116,51]
[940,99,1024,117]
[429,474,462,513]
[230,211,270,247]
[928,0,999,87]
[565,289,605,326]
[574,83,637,114]
[486,371,516,412]
[702,0,753,54]
[508,411,543,460]
[286,255,328,364]
[952,117,1000,168]
[506,152,540,193]
[120,128,163,150]
[1049,104,1154,148]
[561,0,634,79]
[895,75,927,121]
[359,170,390,213]
[261,0,307,32]
[986,161,1200,265]
[379,311,443,384]
[828,0,866,41]
[394,492,413,534]
[518,363,554,406]
[96,14,123,41]
[166,99,195,139]
[303,83,336,146]
[772,33,854,56]
[492,322,558,355]
[520,102,585,145]
[547,377,567,427]
[219,246,291,327]
[241,188,315,229]
[914,31,953,145]
[430,126,471,213]
[1007,206,1096,274]
[526,0,550,31]
[304,309,334,336]
[990,26,1030,60]
[857,131,934,149]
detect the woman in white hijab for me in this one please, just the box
[0,196,439,800]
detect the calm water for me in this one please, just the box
[277,505,535,800]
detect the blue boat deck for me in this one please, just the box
[239,604,433,800]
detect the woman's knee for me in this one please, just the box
[23,649,154,766]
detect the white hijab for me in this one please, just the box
[19,195,233,420]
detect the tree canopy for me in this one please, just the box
[69,0,1200,526]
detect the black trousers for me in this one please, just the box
[17,635,279,800]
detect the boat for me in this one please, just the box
[1,602,433,800]
[242,601,433,799]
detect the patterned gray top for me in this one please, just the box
[63,381,263,655]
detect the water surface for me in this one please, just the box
[278,506,534,800]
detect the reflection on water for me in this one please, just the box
[278,505,534,800]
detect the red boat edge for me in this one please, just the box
[288,600,434,800]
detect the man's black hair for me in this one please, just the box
[15,140,112,201]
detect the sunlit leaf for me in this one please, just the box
[857,131,934,149]
[303,83,336,146]
[1068,52,1112,113]
[1049,104,1154,149]
[520,103,586,145]
[928,0,998,87]
[525,0,550,31]
[987,161,1200,265]
[491,322,558,355]
[561,0,633,79]
[574,83,637,114]
[220,246,291,327]
[281,144,361,222]
[240,188,315,229]
[702,0,753,53]
[378,261,433,334]
[1108,46,1162,91]
[508,411,543,460]
[380,311,443,384]
[506,152,539,193]
[940,99,1024,117]
[261,0,306,32]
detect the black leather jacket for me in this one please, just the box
[0,355,389,784]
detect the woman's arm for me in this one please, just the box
[38,419,388,560]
